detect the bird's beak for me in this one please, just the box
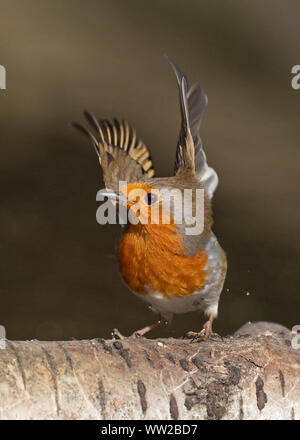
[100,190,127,205]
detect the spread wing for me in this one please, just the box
[169,59,218,199]
[72,112,155,191]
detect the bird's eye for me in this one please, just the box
[145,192,158,205]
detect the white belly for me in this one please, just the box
[140,283,220,321]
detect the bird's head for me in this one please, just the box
[101,177,209,236]
[102,181,169,226]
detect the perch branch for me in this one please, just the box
[0,322,299,420]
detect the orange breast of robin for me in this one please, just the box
[118,223,207,298]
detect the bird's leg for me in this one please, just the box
[186,314,220,341]
[131,319,164,338]
[112,317,167,340]
[200,314,216,339]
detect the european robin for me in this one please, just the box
[73,59,227,340]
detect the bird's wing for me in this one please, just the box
[72,113,155,191]
[169,59,218,199]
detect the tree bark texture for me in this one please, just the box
[0,322,299,420]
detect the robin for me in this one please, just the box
[73,59,227,340]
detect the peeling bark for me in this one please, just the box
[0,322,299,420]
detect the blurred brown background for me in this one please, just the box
[0,0,299,340]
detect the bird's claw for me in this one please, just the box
[112,328,125,340]
[112,328,143,339]
[131,331,142,339]
[185,328,221,343]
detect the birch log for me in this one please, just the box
[0,321,299,420]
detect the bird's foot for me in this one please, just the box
[112,319,166,340]
[112,328,144,339]
[130,331,144,338]
[185,317,221,342]
[112,328,125,340]
[185,330,221,342]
